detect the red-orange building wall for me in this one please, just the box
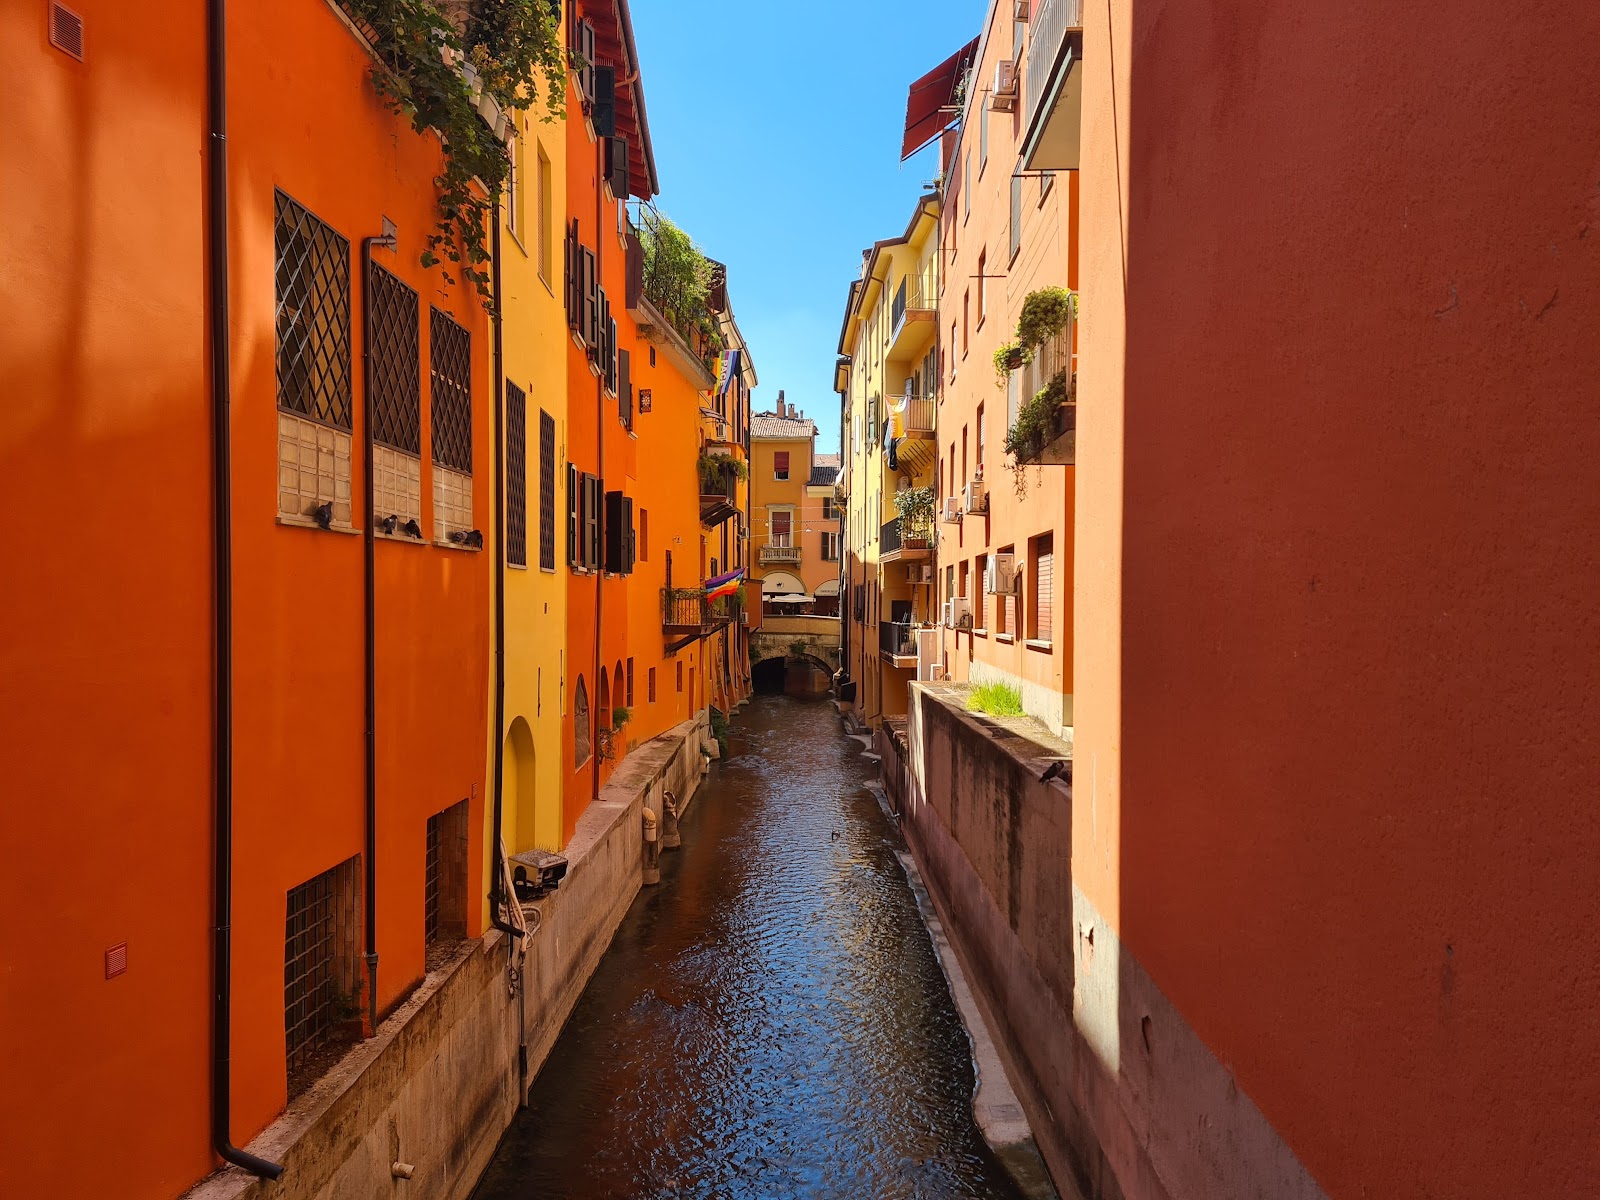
[2,2,492,1190]
[1074,1,1600,1194]
[2,3,213,1193]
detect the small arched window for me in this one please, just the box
[597,669,611,729]
[574,677,590,766]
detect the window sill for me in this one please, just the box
[278,515,360,536]
[540,566,558,575]
[995,633,1016,644]
[975,315,987,333]
[508,562,529,572]
[375,529,426,546]
[1025,638,1053,652]
[971,627,989,638]
[506,226,530,258]
[538,271,555,298]
[433,538,482,553]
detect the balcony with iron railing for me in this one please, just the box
[889,389,936,439]
[662,586,739,636]
[1009,320,1078,467]
[759,537,802,566]
[888,270,939,363]
[1021,0,1085,173]
[879,512,934,563]
[879,620,920,667]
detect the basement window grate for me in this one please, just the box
[430,308,472,473]
[284,856,361,1092]
[368,262,420,454]
[275,191,352,430]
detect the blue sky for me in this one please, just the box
[629,0,981,454]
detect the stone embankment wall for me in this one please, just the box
[186,713,709,1200]
[888,685,1322,1200]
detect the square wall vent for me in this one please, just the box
[49,2,84,61]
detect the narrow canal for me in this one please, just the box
[472,694,1025,1200]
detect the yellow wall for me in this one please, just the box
[498,105,568,854]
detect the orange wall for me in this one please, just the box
[2,2,494,1188]
[1,3,214,1194]
[1076,0,1600,1195]
[225,0,493,1142]
[935,3,1076,729]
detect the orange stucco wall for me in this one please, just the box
[1075,1,1600,1195]
[2,3,214,1193]
[3,2,492,1190]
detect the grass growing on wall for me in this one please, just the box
[966,681,1024,717]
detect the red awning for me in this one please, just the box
[901,37,980,161]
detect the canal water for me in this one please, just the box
[472,694,1025,1200]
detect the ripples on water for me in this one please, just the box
[473,695,1024,1200]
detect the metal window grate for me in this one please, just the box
[430,308,472,473]
[368,262,420,454]
[424,816,441,945]
[284,856,361,1080]
[275,191,352,430]
[539,410,556,571]
[506,383,528,567]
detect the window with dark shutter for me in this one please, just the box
[585,475,602,568]
[275,191,352,430]
[623,496,635,573]
[583,249,599,349]
[605,490,635,574]
[774,451,789,481]
[618,348,632,429]
[567,462,579,565]
[626,658,634,706]
[367,263,420,453]
[430,308,472,473]
[506,383,527,567]
[539,410,556,571]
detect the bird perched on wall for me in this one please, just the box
[402,518,422,539]
[1039,760,1070,785]
[378,514,398,535]
[311,501,333,530]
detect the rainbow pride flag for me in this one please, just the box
[706,567,744,601]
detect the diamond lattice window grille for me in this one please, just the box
[368,262,420,454]
[275,191,352,430]
[506,383,528,567]
[430,308,472,473]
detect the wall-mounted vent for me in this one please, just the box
[49,2,84,61]
[105,942,127,979]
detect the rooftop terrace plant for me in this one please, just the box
[637,209,726,360]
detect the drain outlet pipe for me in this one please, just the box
[360,231,397,1035]
[207,0,283,1179]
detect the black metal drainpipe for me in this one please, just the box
[591,126,605,806]
[488,196,525,947]
[208,0,283,1179]
[360,234,395,1035]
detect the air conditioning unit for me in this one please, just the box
[985,552,1019,596]
[992,61,1019,112]
[963,479,988,514]
[942,496,963,522]
[918,562,934,584]
[942,596,972,629]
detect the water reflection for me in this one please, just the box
[473,695,1023,1200]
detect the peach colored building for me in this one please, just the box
[933,5,1077,736]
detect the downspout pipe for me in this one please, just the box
[208,0,283,1179]
[591,132,605,806]
[488,197,524,943]
[360,233,395,1034]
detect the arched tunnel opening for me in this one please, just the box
[752,655,833,697]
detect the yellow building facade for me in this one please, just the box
[497,102,569,857]
[836,193,942,725]
[749,395,833,611]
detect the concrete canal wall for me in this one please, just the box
[886,685,1321,1200]
[185,714,710,1200]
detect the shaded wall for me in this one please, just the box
[1075,1,1600,1195]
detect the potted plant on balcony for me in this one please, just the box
[1004,369,1075,495]
[1016,286,1077,349]
[993,339,1026,388]
[697,451,747,493]
[892,484,936,548]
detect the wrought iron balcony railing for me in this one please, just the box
[880,513,934,557]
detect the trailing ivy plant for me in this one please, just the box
[638,209,726,359]
[1004,370,1074,497]
[344,0,565,302]
[1015,286,1077,349]
[993,339,1025,388]
[892,484,936,541]
[697,451,748,489]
